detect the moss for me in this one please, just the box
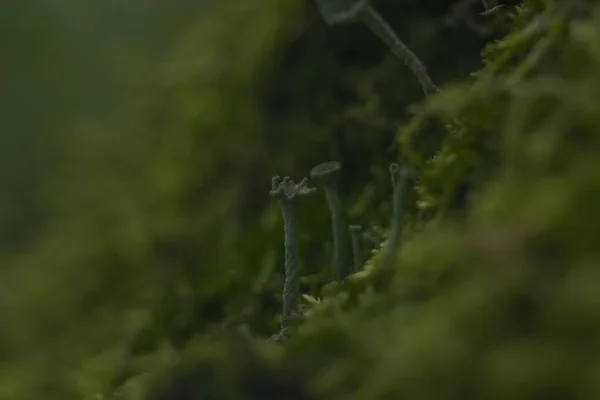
[8,0,600,399]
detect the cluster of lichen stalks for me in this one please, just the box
[269,161,411,342]
[265,0,443,342]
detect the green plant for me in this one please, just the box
[310,161,350,280]
[315,0,440,95]
[349,224,363,272]
[269,175,316,341]
[380,163,411,270]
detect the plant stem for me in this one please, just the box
[269,176,315,339]
[349,225,363,272]
[280,201,299,326]
[360,6,440,95]
[382,164,409,269]
[324,186,349,279]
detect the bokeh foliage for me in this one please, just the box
[3,0,600,398]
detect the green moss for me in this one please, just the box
[7,0,600,399]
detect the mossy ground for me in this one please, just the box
[4,1,600,399]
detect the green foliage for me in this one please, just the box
[5,0,600,399]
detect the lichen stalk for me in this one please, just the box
[310,161,350,280]
[381,163,410,270]
[325,186,349,278]
[359,6,440,95]
[280,200,299,323]
[270,176,316,337]
[349,225,364,272]
[314,0,439,96]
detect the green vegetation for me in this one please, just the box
[3,0,600,398]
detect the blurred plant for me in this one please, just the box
[315,0,440,95]
[310,161,350,280]
[348,224,363,272]
[380,162,411,270]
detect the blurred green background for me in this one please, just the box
[4,0,600,398]
[0,0,486,350]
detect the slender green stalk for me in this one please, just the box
[315,0,439,95]
[280,200,299,322]
[270,176,316,337]
[349,225,364,272]
[359,6,440,95]
[310,161,350,280]
[381,163,410,270]
[325,186,348,278]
